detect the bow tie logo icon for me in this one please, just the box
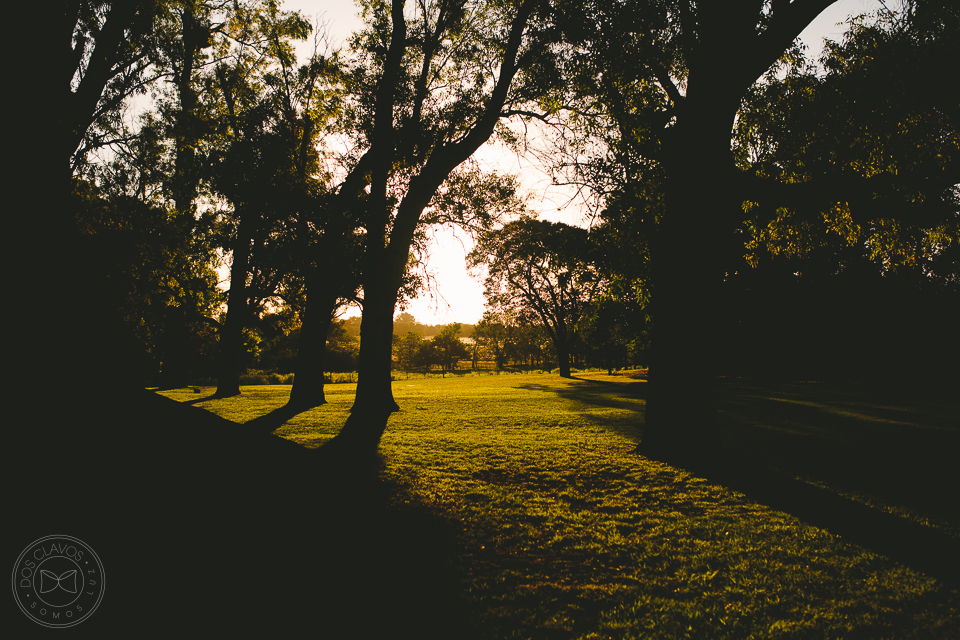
[39,570,78,595]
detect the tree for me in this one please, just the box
[111,0,228,388]
[70,179,221,383]
[28,1,164,393]
[470,218,604,378]
[716,3,960,382]
[555,0,958,461]
[473,312,513,370]
[206,2,337,397]
[395,331,426,372]
[58,1,161,180]
[733,3,959,284]
[421,323,471,373]
[329,0,558,423]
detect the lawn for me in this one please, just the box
[157,372,959,639]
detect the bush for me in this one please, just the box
[239,370,295,385]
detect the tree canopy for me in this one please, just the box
[471,217,604,377]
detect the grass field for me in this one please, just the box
[157,372,959,639]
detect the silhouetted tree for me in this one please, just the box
[470,218,604,378]
[329,0,558,423]
[30,1,164,392]
[556,0,958,461]
[207,4,333,397]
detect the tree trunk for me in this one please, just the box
[215,217,252,397]
[557,341,572,378]
[351,277,401,413]
[289,274,338,408]
[215,310,245,397]
[158,306,191,389]
[640,106,737,463]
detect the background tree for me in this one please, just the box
[420,323,471,373]
[81,0,232,388]
[206,2,338,397]
[472,311,514,370]
[395,331,426,372]
[470,217,604,378]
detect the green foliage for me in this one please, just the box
[394,331,424,372]
[394,324,471,373]
[734,4,960,283]
[420,323,472,372]
[471,217,606,374]
[472,310,551,371]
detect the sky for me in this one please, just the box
[284,0,885,325]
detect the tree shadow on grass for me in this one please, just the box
[715,380,960,526]
[10,391,479,639]
[694,380,960,588]
[520,376,960,589]
[244,402,310,434]
[182,392,220,405]
[514,377,648,441]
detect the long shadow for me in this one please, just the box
[183,392,219,405]
[244,402,310,434]
[715,380,960,528]
[9,390,479,638]
[680,382,960,588]
[514,378,648,441]
[521,377,960,589]
[684,451,960,589]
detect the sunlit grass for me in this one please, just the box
[157,374,959,639]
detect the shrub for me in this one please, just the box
[240,371,269,385]
[238,370,295,385]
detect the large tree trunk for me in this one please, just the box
[158,306,191,389]
[640,105,737,463]
[351,276,401,413]
[289,274,338,408]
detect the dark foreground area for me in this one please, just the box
[6,391,474,638]
[6,377,958,638]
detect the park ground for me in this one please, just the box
[146,372,960,639]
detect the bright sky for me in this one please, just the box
[285,0,885,325]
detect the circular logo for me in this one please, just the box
[12,535,105,628]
